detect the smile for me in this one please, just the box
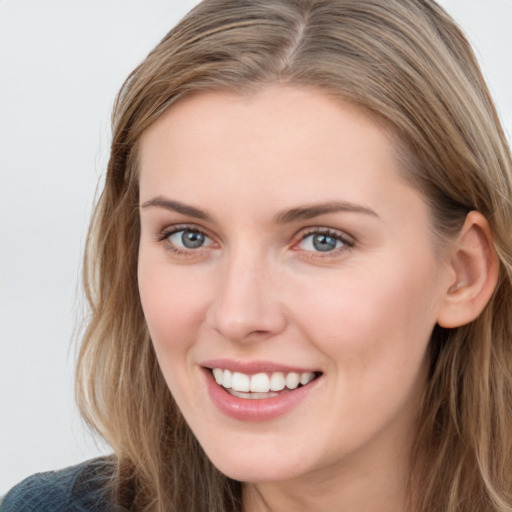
[202,363,322,421]
[211,368,317,398]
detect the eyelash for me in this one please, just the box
[157,225,214,256]
[294,227,355,257]
[156,225,355,257]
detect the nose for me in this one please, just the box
[206,249,287,343]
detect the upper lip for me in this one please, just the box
[200,359,320,374]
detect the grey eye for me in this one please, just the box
[299,232,344,252]
[169,229,212,249]
[312,233,338,252]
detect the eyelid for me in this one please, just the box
[292,226,355,254]
[158,224,203,240]
[157,224,218,253]
[154,223,354,257]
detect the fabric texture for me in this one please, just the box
[1,457,115,512]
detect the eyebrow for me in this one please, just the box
[140,197,212,220]
[273,201,379,224]
[140,196,379,224]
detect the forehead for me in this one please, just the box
[137,84,433,248]
[138,85,404,192]
[136,85,434,237]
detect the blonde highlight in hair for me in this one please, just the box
[76,1,512,510]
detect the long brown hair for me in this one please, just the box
[76,1,512,510]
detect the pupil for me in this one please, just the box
[182,231,205,249]
[313,234,337,252]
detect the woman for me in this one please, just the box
[3,0,512,511]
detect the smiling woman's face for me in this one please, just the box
[137,85,452,488]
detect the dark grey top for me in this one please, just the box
[1,458,114,512]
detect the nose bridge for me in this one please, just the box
[207,243,285,342]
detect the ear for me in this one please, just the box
[437,211,499,328]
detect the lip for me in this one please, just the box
[201,364,322,422]
[201,358,319,374]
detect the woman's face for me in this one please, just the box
[137,86,452,485]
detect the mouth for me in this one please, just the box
[201,362,323,421]
[207,367,322,400]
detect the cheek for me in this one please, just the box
[291,258,439,447]
[292,255,440,378]
[137,260,211,411]
[137,257,208,358]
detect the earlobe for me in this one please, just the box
[437,211,499,328]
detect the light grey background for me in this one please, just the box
[1,0,511,495]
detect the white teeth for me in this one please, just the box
[300,372,315,385]
[212,368,317,393]
[223,369,232,389]
[250,373,270,392]
[270,372,285,391]
[231,372,250,392]
[213,368,223,385]
[285,372,300,390]
[229,390,280,399]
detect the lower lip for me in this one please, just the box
[203,368,321,422]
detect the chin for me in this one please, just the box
[203,443,309,483]
[215,461,296,483]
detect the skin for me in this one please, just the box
[137,85,456,512]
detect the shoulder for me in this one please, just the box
[1,457,116,512]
